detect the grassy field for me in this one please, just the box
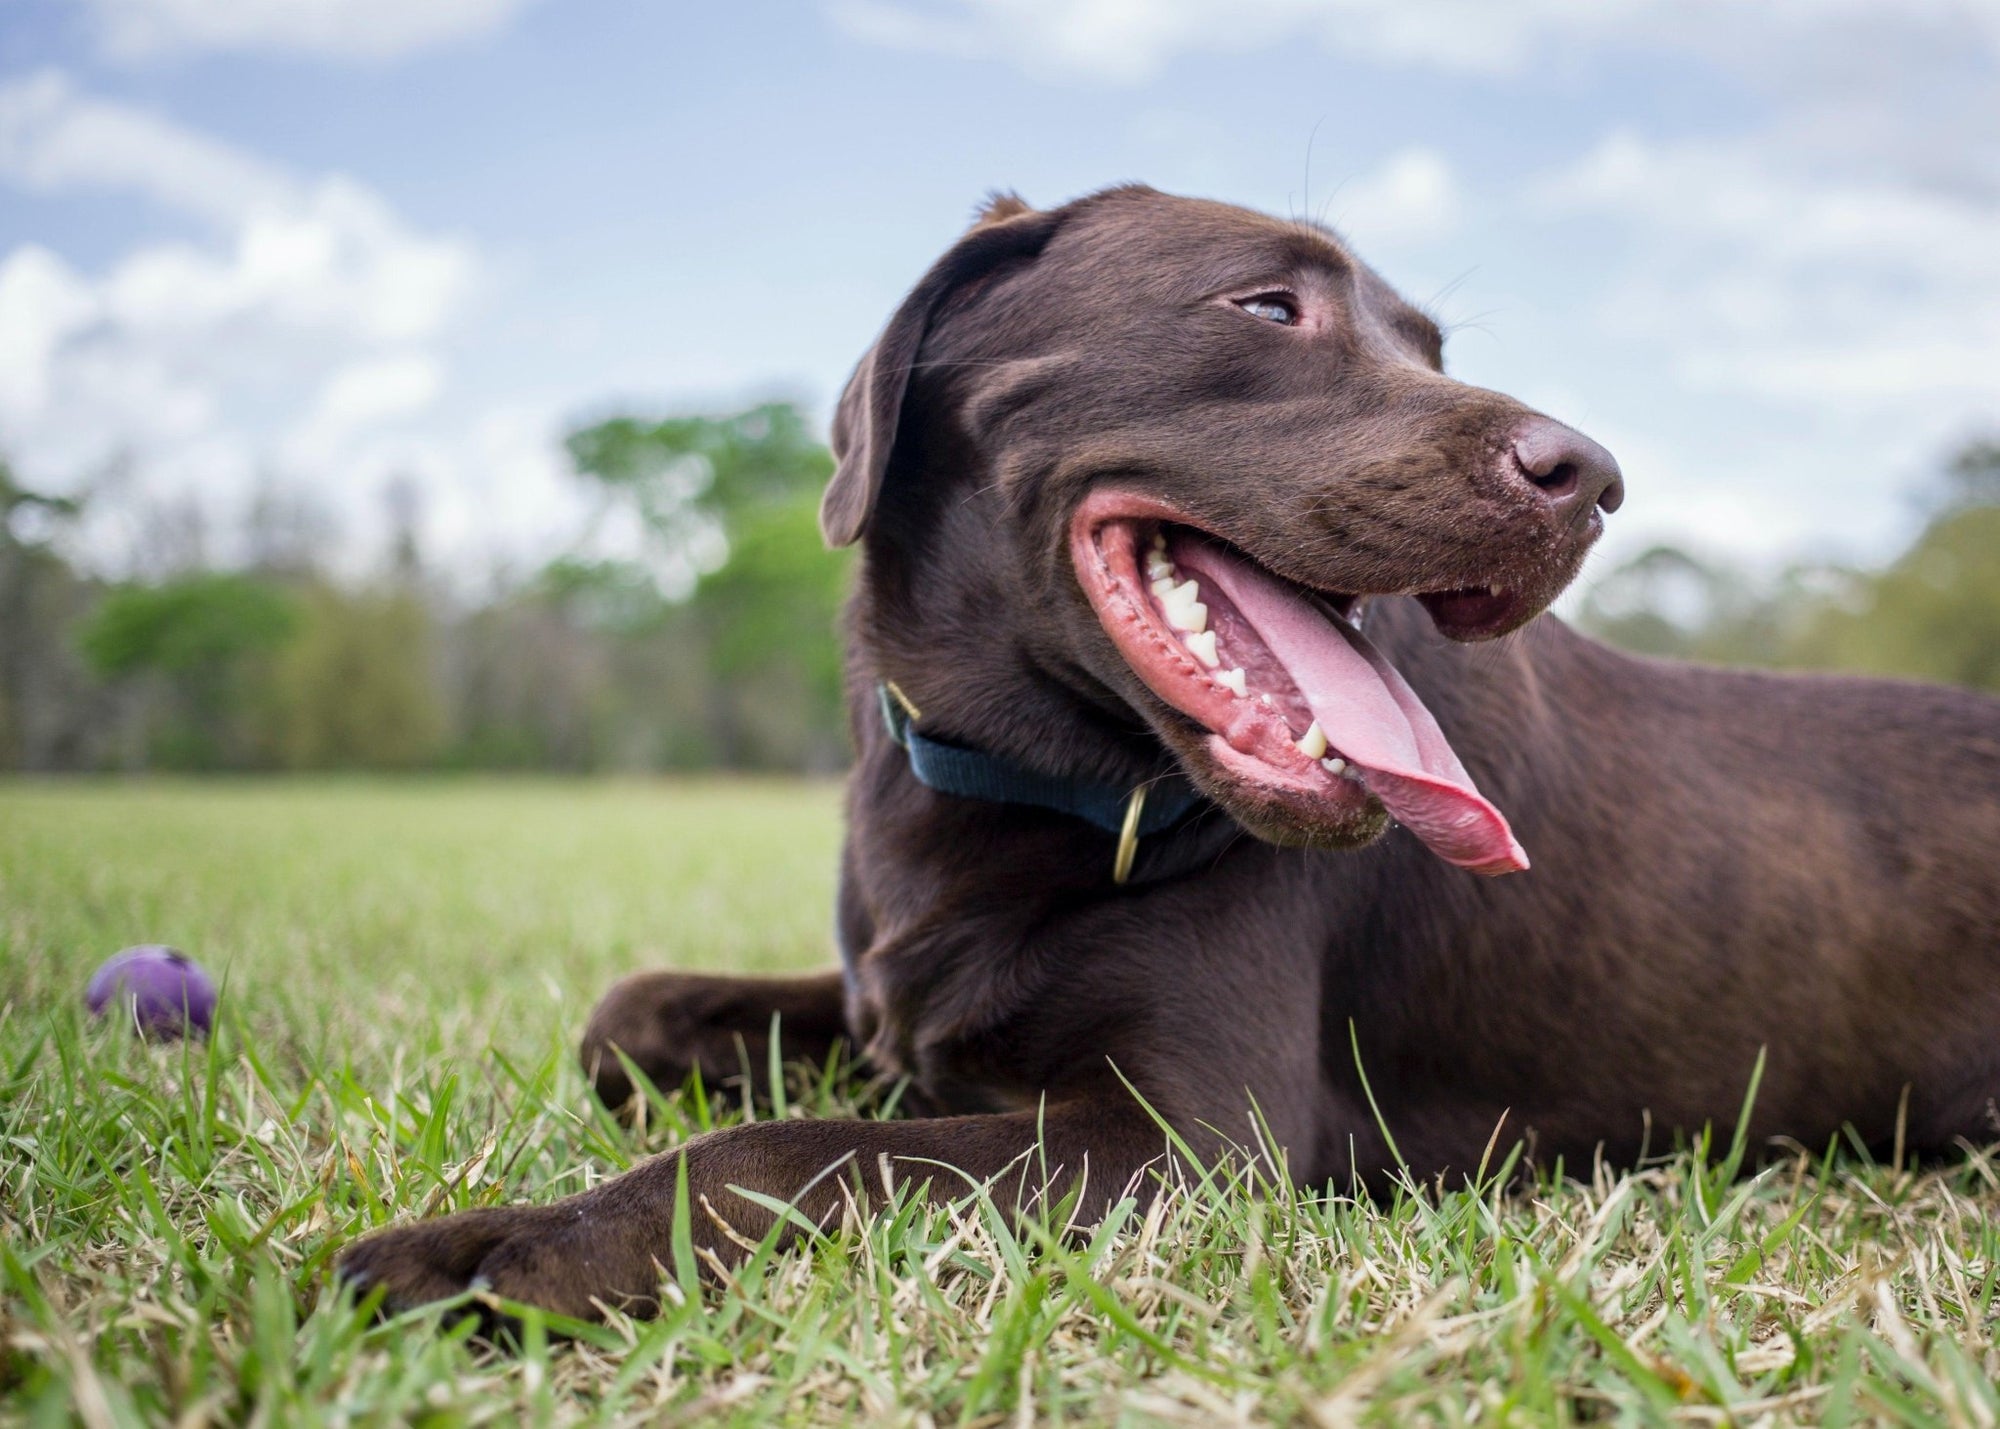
[3,780,1998,1426]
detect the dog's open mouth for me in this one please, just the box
[1071,493,1530,876]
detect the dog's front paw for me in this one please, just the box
[338,1201,660,1324]
[581,971,763,1109]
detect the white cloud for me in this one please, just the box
[1327,148,1459,251]
[316,402,586,583]
[78,0,539,63]
[0,73,475,344]
[1522,124,2000,581]
[1546,132,1999,284]
[1541,131,2000,407]
[828,0,1602,82]
[828,0,2000,84]
[287,352,445,464]
[0,70,288,223]
[0,73,487,572]
[0,245,97,422]
[104,181,471,341]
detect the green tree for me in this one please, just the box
[265,584,447,769]
[561,401,851,768]
[1582,435,2000,695]
[1794,503,2000,691]
[1941,437,2000,511]
[1578,545,1826,667]
[78,573,298,768]
[0,460,94,768]
[0,460,81,530]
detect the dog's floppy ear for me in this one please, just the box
[821,196,1060,547]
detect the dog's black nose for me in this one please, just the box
[1509,417,1624,526]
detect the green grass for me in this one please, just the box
[3,779,1998,1426]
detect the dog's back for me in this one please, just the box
[1338,604,2000,1175]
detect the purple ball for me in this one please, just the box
[86,945,216,1038]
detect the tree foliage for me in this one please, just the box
[1580,436,2000,693]
[1793,503,2000,690]
[1,459,97,769]
[12,418,1996,775]
[7,402,853,772]
[79,575,298,678]
[76,574,299,768]
[265,585,446,769]
[561,401,851,768]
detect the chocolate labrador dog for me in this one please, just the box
[341,185,2000,1320]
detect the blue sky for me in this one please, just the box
[3,0,1997,591]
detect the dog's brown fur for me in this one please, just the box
[340,186,2000,1322]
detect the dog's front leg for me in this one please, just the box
[580,969,850,1109]
[337,1097,1175,1322]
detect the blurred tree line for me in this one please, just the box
[0,402,851,773]
[1577,437,2000,689]
[2,422,1995,774]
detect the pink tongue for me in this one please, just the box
[1192,550,1529,876]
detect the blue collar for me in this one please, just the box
[877,681,1204,847]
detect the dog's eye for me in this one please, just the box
[1236,295,1299,326]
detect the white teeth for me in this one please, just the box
[1296,720,1327,759]
[1215,667,1247,697]
[1260,693,1274,707]
[1145,553,1174,581]
[1150,576,1177,598]
[1161,580,1207,634]
[1321,756,1348,775]
[1488,583,1501,596]
[1150,531,1168,553]
[1184,629,1219,667]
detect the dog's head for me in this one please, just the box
[827,186,1622,875]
